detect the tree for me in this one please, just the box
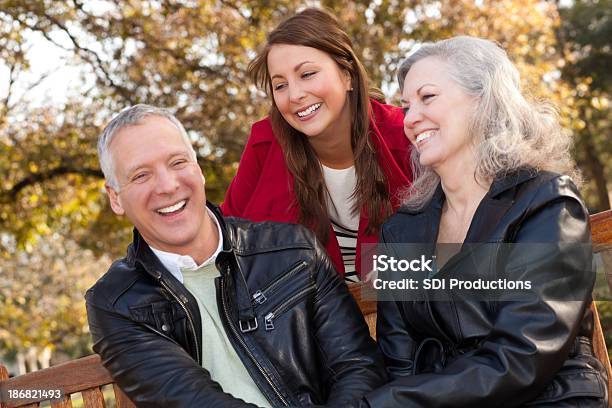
[556,0,611,212]
[0,234,110,371]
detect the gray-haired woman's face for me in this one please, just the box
[400,56,477,171]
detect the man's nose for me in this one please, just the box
[155,169,180,194]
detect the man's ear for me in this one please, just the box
[105,184,125,215]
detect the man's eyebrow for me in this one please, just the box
[124,163,145,177]
[271,61,314,80]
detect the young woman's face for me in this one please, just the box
[267,44,352,140]
[401,56,478,170]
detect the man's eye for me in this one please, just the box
[172,159,187,167]
[402,106,409,115]
[422,94,435,101]
[131,173,148,182]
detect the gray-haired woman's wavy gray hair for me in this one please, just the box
[398,35,579,211]
[98,104,197,191]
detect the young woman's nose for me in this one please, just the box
[288,81,307,104]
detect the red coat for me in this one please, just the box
[221,100,412,278]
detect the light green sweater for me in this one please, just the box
[182,263,271,408]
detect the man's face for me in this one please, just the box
[106,115,208,256]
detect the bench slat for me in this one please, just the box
[112,384,136,408]
[50,396,73,408]
[81,388,105,408]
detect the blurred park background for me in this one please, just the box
[0,0,610,375]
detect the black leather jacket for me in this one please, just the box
[356,171,608,407]
[85,204,386,408]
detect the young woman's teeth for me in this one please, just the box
[297,103,321,117]
[416,130,437,143]
[158,200,186,214]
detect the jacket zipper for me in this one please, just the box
[252,260,308,305]
[220,274,290,406]
[159,278,201,365]
[264,283,316,331]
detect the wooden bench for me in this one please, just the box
[1,210,611,408]
[0,354,135,408]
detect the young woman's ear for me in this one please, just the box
[342,69,353,91]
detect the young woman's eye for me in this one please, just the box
[273,83,286,91]
[302,71,316,79]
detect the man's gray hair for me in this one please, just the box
[397,36,577,210]
[98,104,197,190]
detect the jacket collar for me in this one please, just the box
[126,201,258,325]
[399,168,539,243]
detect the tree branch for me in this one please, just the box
[11,12,135,104]
[6,166,104,200]
[42,13,136,103]
[0,64,16,116]
[6,67,60,111]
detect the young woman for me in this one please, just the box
[221,8,412,282]
[351,36,608,407]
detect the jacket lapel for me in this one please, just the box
[465,169,539,243]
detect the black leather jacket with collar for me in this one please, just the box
[356,170,608,407]
[85,203,386,408]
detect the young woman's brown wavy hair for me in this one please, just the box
[248,8,391,244]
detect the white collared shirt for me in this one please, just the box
[150,208,223,283]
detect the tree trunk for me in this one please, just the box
[583,135,611,212]
[26,347,39,373]
[38,346,51,369]
[16,352,26,375]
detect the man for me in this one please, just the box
[85,104,386,408]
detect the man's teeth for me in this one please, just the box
[297,103,321,117]
[416,130,437,143]
[158,200,186,214]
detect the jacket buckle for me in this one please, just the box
[239,317,258,333]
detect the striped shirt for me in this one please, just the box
[321,164,360,282]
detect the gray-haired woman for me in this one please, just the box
[352,36,608,407]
